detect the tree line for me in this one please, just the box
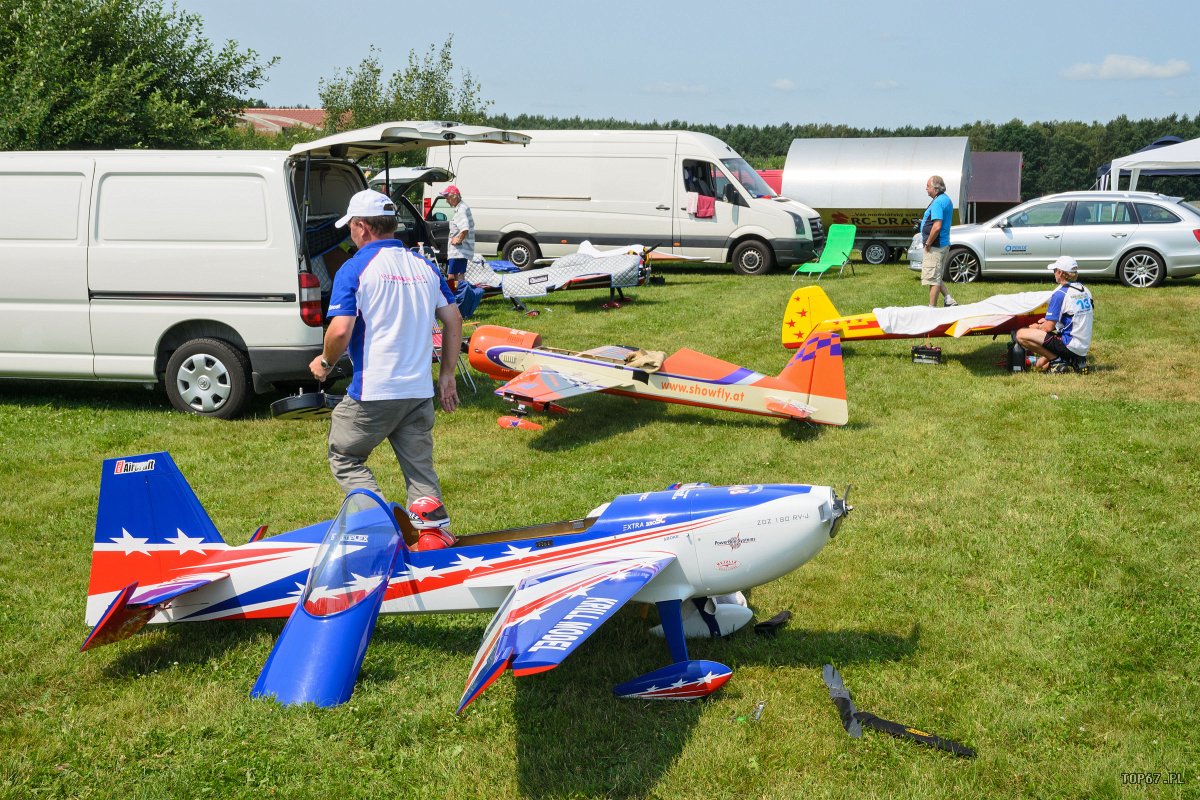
[486,114,1200,201]
[3,0,1196,200]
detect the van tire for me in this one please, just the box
[165,338,251,419]
[502,236,540,270]
[731,240,774,275]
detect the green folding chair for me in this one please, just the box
[793,223,857,280]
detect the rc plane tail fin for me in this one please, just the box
[774,332,848,426]
[782,285,840,348]
[87,453,229,625]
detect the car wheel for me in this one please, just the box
[946,247,981,283]
[1118,249,1166,288]
[502,236,540,270]
[731,240,774,275]
[861,240,890,265]
[165,338,251,419]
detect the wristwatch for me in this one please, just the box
[320,356,332,370]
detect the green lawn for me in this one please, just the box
[1,263,1197,799]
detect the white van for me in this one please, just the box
[0,122,528,418]
[426,130,825,275]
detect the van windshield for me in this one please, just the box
[722,158,776,199]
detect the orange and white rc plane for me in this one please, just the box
[466,323,847,430]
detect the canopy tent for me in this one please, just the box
[1102,136,1200,190]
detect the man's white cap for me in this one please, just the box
[1047,255,1079,272]
[335,190,397,228]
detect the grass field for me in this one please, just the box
[1,262,1197,799]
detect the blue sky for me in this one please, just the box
[177,0,1198,127]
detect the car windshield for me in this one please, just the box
[1179,200,1200,217]
[722,158,776,199]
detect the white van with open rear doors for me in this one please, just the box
[0,121,529,418]
[425,129,825,275]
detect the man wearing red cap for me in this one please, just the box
[439,184,474,286]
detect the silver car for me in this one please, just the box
[926,191,1200,289]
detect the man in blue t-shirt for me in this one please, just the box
[1015,255,1094,372]
[309,190,463,547]
[919,175,957,308]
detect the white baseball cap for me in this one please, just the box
[335,190,397,228]
[1047,255,1079,272]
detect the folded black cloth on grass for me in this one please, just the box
[822,664,976,758]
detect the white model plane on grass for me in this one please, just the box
[83,453,850,710]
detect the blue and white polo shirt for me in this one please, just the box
[327,240,453,401]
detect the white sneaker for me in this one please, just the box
[944,296,958,307]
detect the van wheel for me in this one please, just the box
[502,236,540,270]
[731,240,774,275]
[165,338,251,419]
[861,240,891,264]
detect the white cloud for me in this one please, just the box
[643,82,708,95]
[771,78,797,92]
[1063,55,1190,80]
[873,79,899,90]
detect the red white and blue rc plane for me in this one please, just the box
[84,454,850,710]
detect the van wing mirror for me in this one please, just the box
[722,185,747,206]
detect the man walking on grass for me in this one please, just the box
[310,189,463,549]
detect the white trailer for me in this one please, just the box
[780,137,971,264]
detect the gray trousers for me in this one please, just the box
[327,395,442,505]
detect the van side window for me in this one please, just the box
[682,160,718,199]
[0,174,84,240]
[97,175,269,242]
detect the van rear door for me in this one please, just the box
[289,121,531,160]
[0,155,96,377]
[290,122,530,261]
